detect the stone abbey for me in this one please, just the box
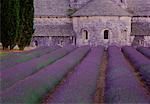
[32,0,150,47]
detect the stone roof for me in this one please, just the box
[131,22,150,36]
[34,0,149,17]
[126,0,150,16]
[34,0,70,16]
[33,24,76,36]
[73,0,132,16]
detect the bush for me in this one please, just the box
[122,46,150,87]
[67,8,77,16]
[105,46,150,103]
[49,46,104,103]
[0,46,90,104]
[0,46,48,62]
[1,45,76,90]
[137,47,150,59]
[0,46,60,71]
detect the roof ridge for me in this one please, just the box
[72,0,94,15]
[72,0,132,17]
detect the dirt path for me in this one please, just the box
[123,54,150,96]
[41,67,76,104]
[94,51,108,104]
[41,53,90,104]
[42,51,108,104]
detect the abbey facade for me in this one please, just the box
[32,0,150,47]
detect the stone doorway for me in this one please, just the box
[103,29,110,46]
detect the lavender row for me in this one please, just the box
[0,46,90,104]
[0,46,60,71]
[137,47,150,59]
[1,46,59,63]
[105,46,150,103]
[0,45,76,91]
[49,46,104,103]
[0,46,48,62]
[122,46,150,87]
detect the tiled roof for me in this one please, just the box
[127,0,150,16]
[73,0,132,16]
[34,24,76,36]
[34,0,70,16]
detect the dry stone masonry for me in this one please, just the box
[32,0,150,47]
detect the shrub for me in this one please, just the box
[0,46,60,71]
[105,46,150,103]
[0,46,90,104]
[1,45,76,90]
[122,46,150,87]
[137,47,150,59]
[0,46,48,62]
[49,46,104,103]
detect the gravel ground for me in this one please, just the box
[124,54,150,96]
[94,51,108,104]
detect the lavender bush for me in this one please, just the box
[0,46,48,62]
[137,47,150,59]
[49,46,104,103]
[0,46,90,104]
[0,46,60,71]
[122,46,150,87]
[0,45,76,91]
[105,46,150,103]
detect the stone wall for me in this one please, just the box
[131,17,150,47]
[31,36,52,46]
[32,17,73,46]
[73,16,132,47]
[144,36,150,47]
[51,36,74,46]
[31,36,75,47]
[32,16,150,47]
[131,17,150,36]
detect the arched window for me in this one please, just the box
[34,40,38,46]
[83,30,89,40]
[104,30,109,39]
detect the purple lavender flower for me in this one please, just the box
[105,46,150,103]
[48,46,104,103]
[122,46,150,87]
[0,46,90,104]
[0,45,76,91]
[0,46,60,71]
[137,46,150,59]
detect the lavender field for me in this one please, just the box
[0,45,150,104]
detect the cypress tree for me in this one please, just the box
[1,0,20,50]
[18,0,34,50]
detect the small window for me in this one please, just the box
[104,30,109,39]
[61,41,64,45]
[83,30,88,40]
[34,40,38,46]
[120,0,123,3]
[85,32,88,40]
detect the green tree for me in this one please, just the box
[1,0,20,50]
[18,0,34,50]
